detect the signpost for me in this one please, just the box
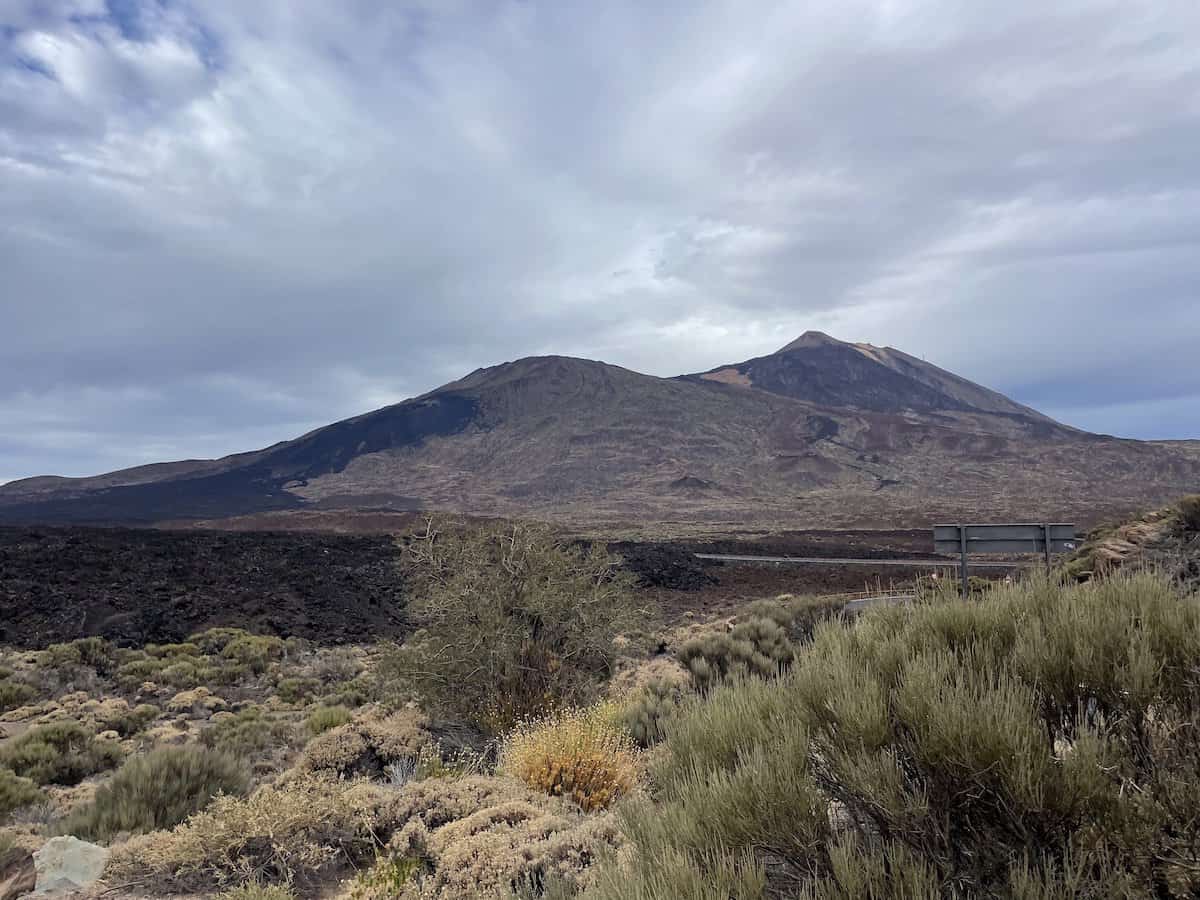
[933,523,1078,597]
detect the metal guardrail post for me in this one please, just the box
[959,524,969,599]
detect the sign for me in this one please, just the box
[933,523,1077,597]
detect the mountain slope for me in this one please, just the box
[2,335,1198,529]
[690,331,1060,426]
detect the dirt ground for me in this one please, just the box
[0,525,948,648]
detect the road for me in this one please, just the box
[693,553,1024,569]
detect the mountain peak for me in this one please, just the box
[778,330,845,353]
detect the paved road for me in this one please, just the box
[694,553,1024,569]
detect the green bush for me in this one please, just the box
[0,678,36,714]
[381,521,649,732]
[306,705,353,736]
[276,677,320,704]
[677,617,794,692]
[59,746,249,842]
[0,722,123,786]
[189,627,253,654]
[101,703,161,738]
[145,642,203,659]
[114,655,169,689]
[221,636,285,674]
[585,574,1200,899]
[677,597,844,693]
[322,674,377,709]
[201,707,296,759]
[620,679,685,749]
[39,637,117,674]
[0,767,43,822]
[1179,494,1200,531]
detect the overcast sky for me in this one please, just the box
[2,0,1199,483]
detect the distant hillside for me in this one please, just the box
[2,333,1198,529]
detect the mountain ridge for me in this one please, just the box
[2,333,1198,529]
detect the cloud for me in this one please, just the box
[2,0,1199,481]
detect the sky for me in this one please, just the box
[2,0,1199,483]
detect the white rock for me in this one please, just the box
[32,836,109,897]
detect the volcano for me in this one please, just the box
[2,334,1197,529]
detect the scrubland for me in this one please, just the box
[2,499,1199,898]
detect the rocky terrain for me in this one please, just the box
[0,524,942,650]
[3,333,1198,530]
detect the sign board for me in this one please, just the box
[933,523,1077,597]
[933,524,1078,555]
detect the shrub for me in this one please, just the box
[0,768,43,822]
[107,776,387,890]
[59,746,249,842]
[322,675,376,709]
[382,521,649,732]
[217,884,297,900]
[299,711,428,779]
[190,627,254,654]
[39,637,117,674]
[1179,494,1200,531]
[0,722,123,785]
[620,678,685,749]
[677,617,794,692]
[0,678,36,714]
[100,702,160,737]
[676,597,844,694]
[742,594,845,642]
[306,705,353,736]
[499,704,638,812]
[114,655,169,689]
[222,635,285,674]
[145,641,204,659]
[312,647,363,684]
[379,775,624,899]
[201,707,296,760]
[161,659,220,688]
[347,854,422,899]
[276,677,320,704]
[584,574,1200,898]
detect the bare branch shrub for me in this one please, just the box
[382,520,649,732]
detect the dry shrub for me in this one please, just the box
[383,520,649,732]
[372,775,624,899]
[300,709,429,778]
[107,775,388,890]
[584,573,1200,899]
[59,745,249,842]
[500,705,638,812]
